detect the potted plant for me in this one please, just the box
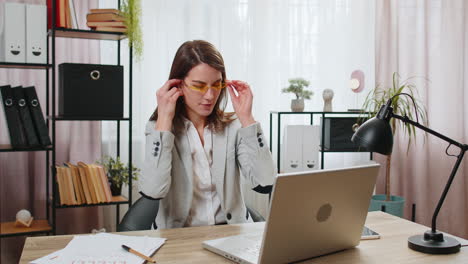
[97,156,140,196]
[361,72,427,217]
[121,0,143,60]
[282,78,313,112]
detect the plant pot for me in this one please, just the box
[291,99,304,112]
[368,194,405,217]
[110,182,122,196]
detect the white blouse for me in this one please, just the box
[184,120,225,227]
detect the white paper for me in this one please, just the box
[30,233,166,264]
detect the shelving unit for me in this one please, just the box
[50,116,131,121]
[54,196,129,209]
[0,220,52,238]
[0,63,52,238]
[0,62,52,69]
[48,0,133,234]
[269,111,373,173]
[49,28,127,41]
[0,0,132,238]
[0,146,53,153]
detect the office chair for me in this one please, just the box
[117,192,160,232]
[117,187,272,232]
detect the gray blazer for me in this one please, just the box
[138,119,276,229]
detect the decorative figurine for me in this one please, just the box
[322,89,334,112]
[15,209,33,227]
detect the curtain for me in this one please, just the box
[0,0,103,263]
[101,0,375,218]
[375,0,468,238]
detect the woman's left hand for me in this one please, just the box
[227,80,256,127]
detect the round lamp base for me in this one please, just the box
[408,230,460,254]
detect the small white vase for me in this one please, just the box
[291,99,304,112]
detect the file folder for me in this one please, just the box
[0,85,10,147]
[0,3,26,63]
[11,86,40,147]
[26,4,47,64]
[0,85,27,148]
[24,86,51,146]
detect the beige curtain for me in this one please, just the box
[375,0,468,239]
[0,0,103,263]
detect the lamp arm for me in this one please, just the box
[391,114,465,148]
[392,113,468,232]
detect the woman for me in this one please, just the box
[139,40,275,229]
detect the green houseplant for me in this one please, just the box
[121,0,143,60]
[282,78,313,112]
[97,156,140,196]
[361,72,427,217]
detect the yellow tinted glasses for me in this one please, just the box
[183,80,227,93]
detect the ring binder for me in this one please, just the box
[24,86,52,146]
[11,86,40,147]
[0,85,28,148]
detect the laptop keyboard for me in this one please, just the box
[244,242,262,256]
[204,233,264,263]
[238,234,262,256]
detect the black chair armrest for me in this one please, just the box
[117,193,160,232]
[252,185,273,194]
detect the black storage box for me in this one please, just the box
[321,117,368,151]
[59,63,123,118]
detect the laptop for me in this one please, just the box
[203,163,380,264]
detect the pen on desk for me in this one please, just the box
[122,244,156,263]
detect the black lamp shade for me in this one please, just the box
[351,117,394,155]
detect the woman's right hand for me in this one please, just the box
[155,79,183,131]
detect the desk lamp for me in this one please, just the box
[351,93,467,254]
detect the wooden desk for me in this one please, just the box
[20,212,468,263]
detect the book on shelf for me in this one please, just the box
[96,164,113,202]
[79,162,103,203]
[89,8,121,15]
[86,8,126,32]
[55,167,67,205]
[59,0,67,28]
[86,12,125,22]
[56,165,75,205]
[78,162,98,204]
[63,165,78,205]
[86,21,125,28]
[93,27,127,33]
[68,0,78,29]
[47,0,78,29]
[66,162,86,204]
[64,0,71,28]
[89,164,105,203]
[76,164,93,204]
[56,162,114,206]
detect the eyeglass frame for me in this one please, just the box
[180,79,227,94]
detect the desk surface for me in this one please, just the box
[20,212,468,263]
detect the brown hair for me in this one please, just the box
[149,40,235,135]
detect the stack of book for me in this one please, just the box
[86,8,126,33]
[47,0,79,29]
[55,162,115,206]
